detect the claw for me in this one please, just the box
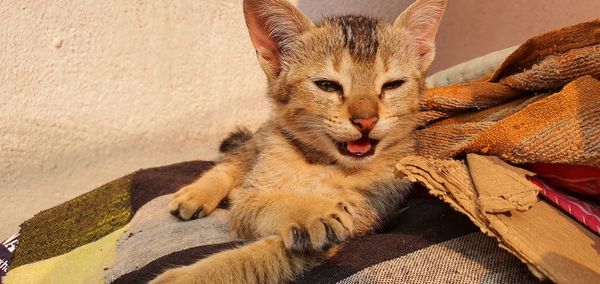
[190,208,204,220]
[323,222,340,245]
[170,206,188,221]
[170,206,180,218]
[290,226,311,252]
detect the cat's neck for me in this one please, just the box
[274,123,338,166]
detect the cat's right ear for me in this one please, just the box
[243,0,313,80]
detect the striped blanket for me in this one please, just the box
[3,161,538,283]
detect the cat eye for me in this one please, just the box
[314,80,343,93]
[382,80,405,91]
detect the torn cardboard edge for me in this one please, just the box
[396,154,600,284]
[467,154,538,214]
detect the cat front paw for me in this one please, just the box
[168,183,223,221]
[282,202,354,252]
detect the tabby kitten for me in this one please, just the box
[151,0,446,283]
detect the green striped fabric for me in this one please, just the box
[10,174,134,268]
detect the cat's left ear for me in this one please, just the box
[243,0,314,80]
[394,0,447,73]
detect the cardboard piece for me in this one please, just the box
[396,154,600,284]
[467,154,538,214]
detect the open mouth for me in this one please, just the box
[336,135,379,158]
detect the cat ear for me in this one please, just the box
[243,0,313,79]
[394,0,447,72]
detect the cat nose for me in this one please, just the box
[351,116,378,132]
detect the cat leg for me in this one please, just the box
[168,161,242,220]
[152,192,354,283]
[149,235,325,284]
[230,190,355,252]
[169,128,257,220]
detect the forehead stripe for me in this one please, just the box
[330,16,379,60]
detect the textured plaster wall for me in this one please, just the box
[1,0,270,238]
[1,0,599,238]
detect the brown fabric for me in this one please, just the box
[465,76,600,165]
[421,82,524,114]
[417,19,600,167]
[499,44,600,91]
[396,155,600,284]
[429,95,542,127]
[491,19,600,81]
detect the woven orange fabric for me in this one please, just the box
[417,20,600,167]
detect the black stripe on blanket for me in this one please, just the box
[293,196,477,283]
[131,161,215,212]
[111,195,478,284]
[112,240,248,284]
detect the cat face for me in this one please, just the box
[244,0,446,167]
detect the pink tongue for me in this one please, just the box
[346,137,372,155]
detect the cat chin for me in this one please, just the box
[335,149,377,163]
[335,154,376,169]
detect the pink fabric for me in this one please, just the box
[527,163,600,200]
[529,176,600,235]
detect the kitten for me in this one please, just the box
[151,0,446,283]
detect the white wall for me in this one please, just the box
[1,0,271,238]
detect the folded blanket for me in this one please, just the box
[417,20,600,166]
